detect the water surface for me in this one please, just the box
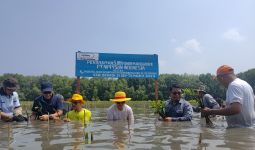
[1,106,255,150]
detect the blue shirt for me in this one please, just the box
[164,98,193,121]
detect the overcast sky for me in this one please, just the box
[0,0,254,77]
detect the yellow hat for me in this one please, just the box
[68,94,85,104]
[110,91,131,102]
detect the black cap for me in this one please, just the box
[41,82,53,92]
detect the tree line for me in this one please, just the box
[1,68,254,102]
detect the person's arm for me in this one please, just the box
[107,106,114,120]
[13,92,22,116]
[63,111,71,122]
[50,109,63,120]
[50,95,64,120]
[0,111,13,121]
[14,106,22,116]
[127,108,134,124]
[202,102,241,116]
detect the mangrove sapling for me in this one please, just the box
[151,100,166,119]
[26,109,29,124]
[200,100,214,127]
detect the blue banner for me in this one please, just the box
[75,52,159,79]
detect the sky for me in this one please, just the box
[0,0,254,77]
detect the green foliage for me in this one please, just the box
[1,68,255,102]
[182,88,197,101]
[198,73,225,99]
[237,68,255,90]
[150,100,165,114]
[189,99,199,106]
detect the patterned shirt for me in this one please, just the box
[164,98,193,121]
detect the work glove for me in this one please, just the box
[12,115,28,122]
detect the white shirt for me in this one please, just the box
[226,78,255,127]
[0,91,21,117]
[107,103,134,124]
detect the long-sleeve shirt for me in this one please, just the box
[107,104,134,124]
[164,98,193,121]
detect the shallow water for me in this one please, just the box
[1,107,255,150]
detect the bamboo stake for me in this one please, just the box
[48,112,50,125]
[200,100,214,127]
[91,132,93,142]
[26,109,29,125]
[84,109,86,125]
[198,133,202,144]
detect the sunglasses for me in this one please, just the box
[6,87,16,92]
[116,102,125,104]
[172,92,181,95]
[72,102,80,105]
[43,91,52,94]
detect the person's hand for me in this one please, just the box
[1,115,13,122]
[201,107,211,116]
[51,115,60,121]
[39,114,49,121]
[163,117,172,122]
[30,114,37,120]
[63,118,71,122]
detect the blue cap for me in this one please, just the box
[41,82,53,92]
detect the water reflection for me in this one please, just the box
[108,121,133,150]
[0,123,13,149]
[1,108,255,150]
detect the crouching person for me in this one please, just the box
[63,94,91,124]
[162,84,193,122]
[31,81,64,121]
[0,77,27,122]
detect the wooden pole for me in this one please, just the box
[76,76,81,94]
[155,80,158,100]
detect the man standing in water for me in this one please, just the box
[163,84,193,121]
[202,65,255,128]
[31,81,64,121]
[63,93,91,123]
[107,91,134,124]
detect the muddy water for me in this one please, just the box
[1,107,255,150]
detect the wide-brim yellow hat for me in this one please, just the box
[110,91,131,102]
[68,94,85,104]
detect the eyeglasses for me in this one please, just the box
[43,91,52,95]
[116,102,125,104]
[5,87,16,92]
[172,92,181,95]
[72,102,80,105]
